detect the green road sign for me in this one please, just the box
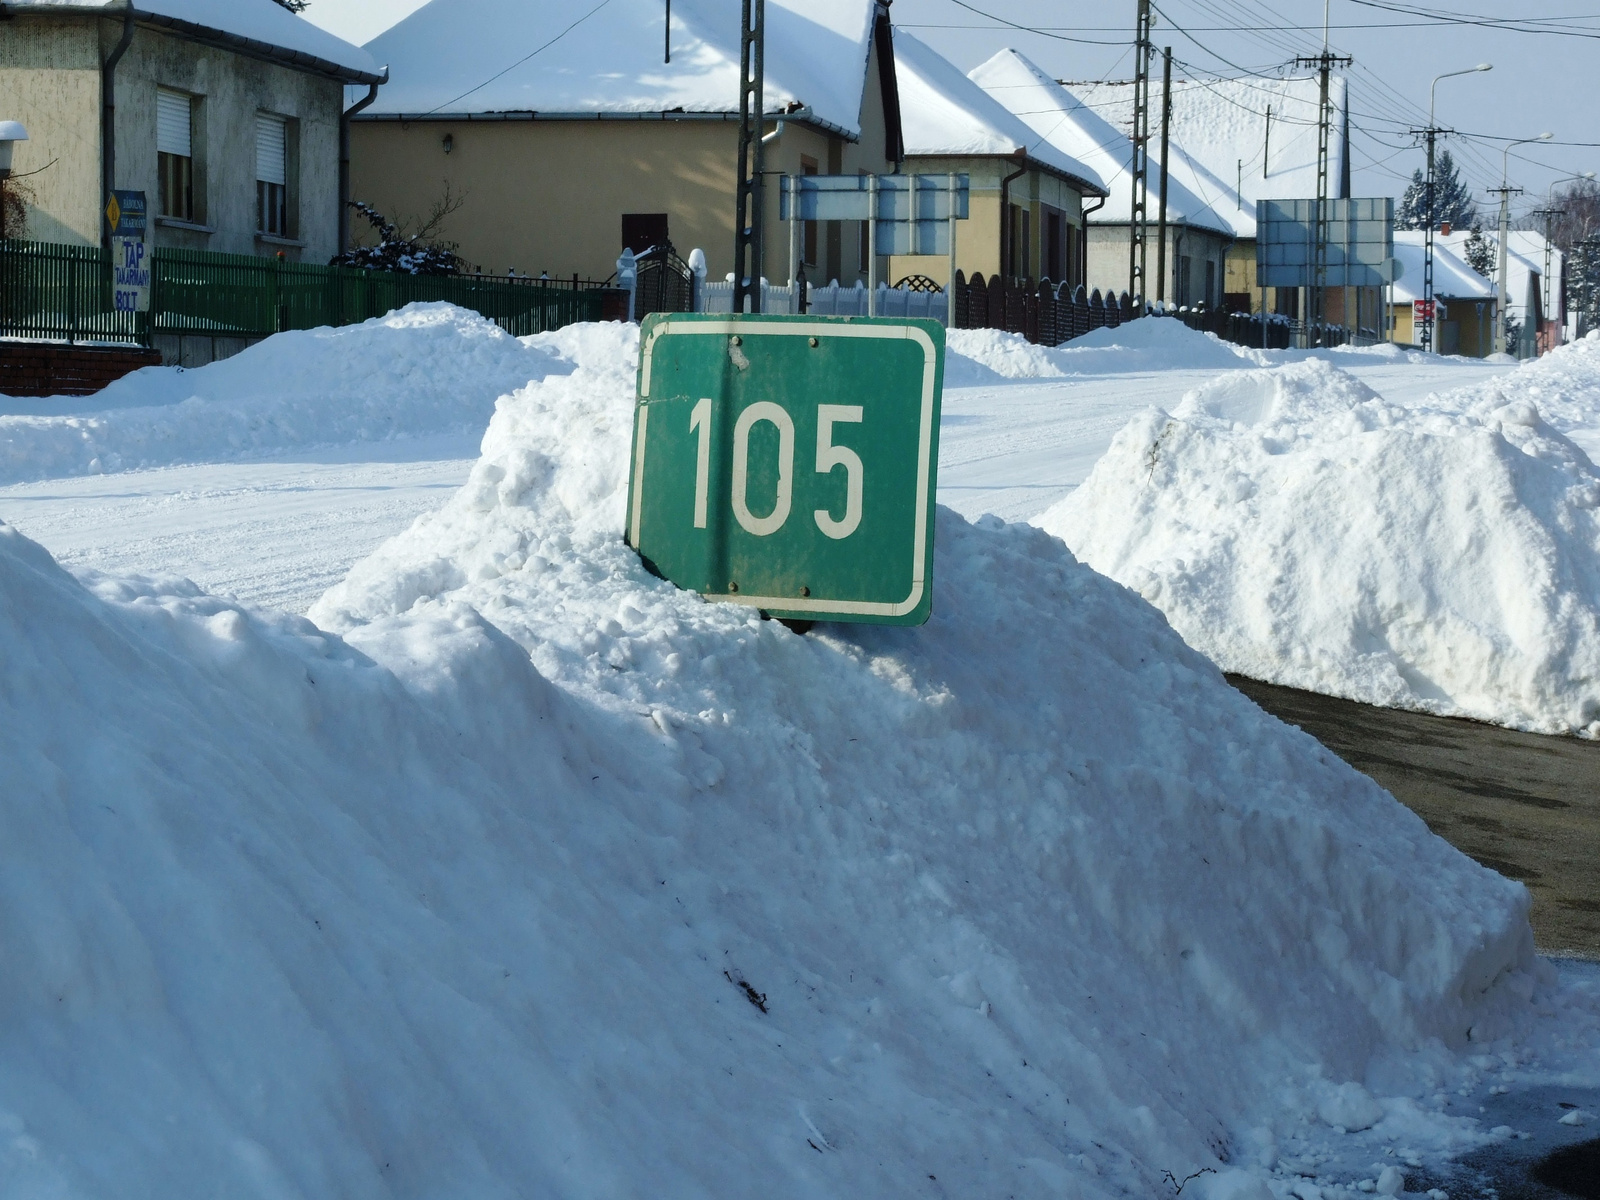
[626,313,944,624]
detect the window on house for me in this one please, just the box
[256,112,289,236]
[1043,207,1064,282]
[801,156,819,266]
[157,87,194,221]
[1204,259,1216,308]
[1178,255,1192,306]
[1007,204,1030,281]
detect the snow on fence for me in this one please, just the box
[696,277,949,323]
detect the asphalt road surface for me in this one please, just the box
[1228,676,1600,961]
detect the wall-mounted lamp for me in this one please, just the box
[0,121,30,180]
[442,133,454,155]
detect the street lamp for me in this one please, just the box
[1431,63,1491,127]
[1418,64,1490,352]
[1495,132,1554,355]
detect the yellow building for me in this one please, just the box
[1388,233,1496,357]
[885,29,1105,289]
[351,0,906,287]
[0,0,380,260]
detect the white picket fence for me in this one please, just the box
[698,275,949,324]
[615,249,951,324]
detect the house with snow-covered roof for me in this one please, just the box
[1388,232,1495,356]
[968,48,1234,310]
[993,70,1363,326]
[0,1,383,259]
[887,29,1106,290]
[1437,229,1562,357]
[351,0,903,286]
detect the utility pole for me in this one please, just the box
[1413,64,1492,352]
[1532,206,1564,346]
[1492,132,1552,355]
[1490,184,1522,355]
[732,0,765,314]
[1127,0,1153,304]
[1295,39,1351,346]
[1156,46,1171,304]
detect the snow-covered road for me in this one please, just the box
[0,339,1512,613]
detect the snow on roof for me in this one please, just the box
[32,0,380,80]
[968,49,1233,237]
[1390,232,1492,303]
[1435,229,1562,319]
[361,0,877,136]
[1064,75,1348,238]
[891,30,1105,196]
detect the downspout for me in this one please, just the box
[339,69,386,255]
[999,150,1026,282]
[1079,193,1106,290]
[101,2,136,249]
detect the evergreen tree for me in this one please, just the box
[1397,151,1479,230]
[272,0,309,12]
[1463,225,1493,277]
[1570,235,1600,337]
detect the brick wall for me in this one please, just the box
[0,342,164,397]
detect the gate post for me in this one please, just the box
[617,248,638,322]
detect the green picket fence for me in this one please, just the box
[0,239,606,345]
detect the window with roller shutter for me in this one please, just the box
[157,88,194,221]
[256,112,288,236]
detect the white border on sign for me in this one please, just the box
[633,317,938,618]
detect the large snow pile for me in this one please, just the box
[946,318,1255,382]
[0,321,1563,1196]
[1039,353,1600,734]
[0,304,572,484]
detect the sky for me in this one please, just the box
[302,0,1600,226]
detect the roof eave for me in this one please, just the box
[6,4,384,84]
[132,10,384,85]
[903,151,1106,198]
[355,108,861,141]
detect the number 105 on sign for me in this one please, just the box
[626,314,944,624]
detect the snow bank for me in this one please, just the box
[308,323,1545,1189]
[946,318,1255,382]
[1039,356,1600,733]
[0,304,568,484]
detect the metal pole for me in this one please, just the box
[1423,129,1436,351]
[867,173,878,316]
[732,0,765,314]
[947,171,958,321]
[1496,186,1511,355]
[1156,46,1171,305]
[1127,0,1152,302]
[788,174,799,313]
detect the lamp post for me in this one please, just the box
[1494,132,1553,355]
[1417,64,1490,352]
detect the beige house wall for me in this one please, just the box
[0,17,103,244]
[1087,223,1232,305]
[885,155,1090,288]
[349,39,903,286]
[0,14,345,260]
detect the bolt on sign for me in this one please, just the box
[626,313,945,625]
